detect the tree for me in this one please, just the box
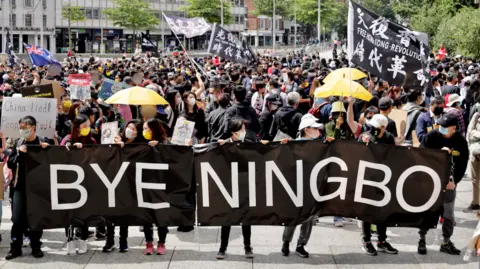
[61,3,86,49]
[357,0,395,21]
[103,0,159,45]
[433,7,480,58]
[181,0,232,24]
[292,0,343,25]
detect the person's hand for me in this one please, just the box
[280,138,289,144]
[18,145,27,153]
[114,135,122,143]
[0,131,3,139]
[40,142,49,149]
[260,140,269,145]
[441,147,452,154]
[185,139,193,146]
[326,137,335,142]
[347,96,355,105]
[476,248,480,257]
[362,134,371,143]
[446,181,456,190]
[148,140,159,147]
[218,139,226,146]
[336,116,344,129]
[118,142,125,148]
[73,143,83,149]
[53,132,59,141]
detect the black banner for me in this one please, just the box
[21,84,55,98]
[25,141,449,230]
[207,24,254,65]
[195,140,448,228]
[348,1,430,89]
[141,33,160,58]
[25,144,194,230]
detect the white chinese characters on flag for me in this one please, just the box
[207,24,255,65]
[163,13,211,38]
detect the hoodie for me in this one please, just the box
[270,106,303,139]
[403,102,424,142]
[223,101,261,136]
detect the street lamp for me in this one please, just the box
[272,0,276,52]
[317,0,320,42]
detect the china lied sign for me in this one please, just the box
[1,97,57,138]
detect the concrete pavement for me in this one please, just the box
[0,178,477,268]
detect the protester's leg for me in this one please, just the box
[219,226,231,251]
[10,191,27,250]
[29,229,43,250]
[157,227,168,244]
[119,226,128,242]
[440,189,460,254]
[418,228,428,255]
[297,218,314,246]
[143,225,154,243]
[282,226,296,244]
[376,225,387,243]
[376,224,398,254]
[106,222,115,244]
[241,225,251,247]
[361,222,372,242]
[471,156,480,206]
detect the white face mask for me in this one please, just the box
[307,129,320,139]
[125,128,136,139]
[233,129,246,142]
[188,98,196,106]
[270,104,278,111]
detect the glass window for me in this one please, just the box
[42,0,46,8]
[10,14,16,27]
[260,19,264,30]
[93,9,100,19]
[86,8,93,19]
[24,0,32,7]
[10,0,16,6]
[43,14,47,27]
[25,14,32,26]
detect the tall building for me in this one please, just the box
[0,0,248,54]
[243,0,285,47]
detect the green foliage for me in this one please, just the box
[357,0,395,21]
[251,0,291,17]
[103,0,159,31]
[61,3,86,49]
[410,2,454,40]
[433,7,480,58]
[292,0,343,26]
[181,0,233,24]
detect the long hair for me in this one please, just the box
[309,78,320,98]
[67,101,84,121]
[70,114,90,143]
[121,119,143,142]
[182,92,198,114]
[145,118,167,143]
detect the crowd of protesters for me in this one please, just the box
[0,47,478,261]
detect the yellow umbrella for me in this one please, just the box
[105,86,169,105]
[323,68,367,84]
[314,78,372,101]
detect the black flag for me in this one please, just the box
[6,28,18,67]
[141,32,160,58]
[207,24,254,65]
[347,1,430,89]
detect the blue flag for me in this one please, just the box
[23,43,61,67]
[99,78,129,99]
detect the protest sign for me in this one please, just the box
[21,84,55,99]
[40,79,64,102]
[99,78,128,100]
[389,109,407,136]
[1,97,57,138]
[101,121,118,144]
[69,74,91,101]
[171,119,195,145]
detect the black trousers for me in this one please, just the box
[220,226,251,250]
[11,190,43,249]
[106,222,128,243]
[361,222,387,243]
[143,225,168,244]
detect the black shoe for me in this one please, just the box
[177,226,194,233]
[295,245,309,258]
[95,232,106,241]
[377,241,398,254]
[216,248,226,260]
[281,242,290,256]
[5,245,22,260]
[244,246,253,258]
[31,248,44,258]
[119,240,129,253]
[102,241,115,252]
[463,204,480,213]
[418,239,427,255]
[362,242,377,256]
[440,241,461,255]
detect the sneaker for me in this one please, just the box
[156,243,166,255]
[177,226,194,233]
[418,239,427,255]
[281,242,290,256]
[377,241,398,254]
[5,244,22,260]
[440,241,461,255]
[31,248,44,258]
[245,246,253,258]
[439,217,444,224]
[102,241,115,253]
[144,243,154,255]
[216,248,226,260]
[362,241,377,256]
[334,220,344,227]
[463,204,480,213]
[66,241,76,255]
[139,226,144,232]
[94,232,106,241]
[119,240,129,253]
[23,237,30,247]
[295,245,309,258]
[77,240,87,254]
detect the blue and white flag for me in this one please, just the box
[23,43,61,67]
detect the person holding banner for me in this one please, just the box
[6,116,49,260]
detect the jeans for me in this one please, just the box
[106,222,128,243]
[144,225,168,244]
[419,189,456,243]
[470,155,480,205]
[11,190,43,249]
[362,222,387,242]
[283,217,314,246]
[220,226,251,250]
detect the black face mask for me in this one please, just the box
[433,106,444,116]
[366,116,373,121]
[370,127,382,137]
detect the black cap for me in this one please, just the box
[438,113,458,128]
[266,93,282,105]
[378,97,393,110]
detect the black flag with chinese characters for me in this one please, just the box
[163,13,211,38]
[207,24,255,65]
[6,28,18,67]
[141,32,160,57]
[347,1,430,89]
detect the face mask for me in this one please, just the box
[433,106,443,116]
[233,130,246,141]
[210,94,217,102]
[63,100,72,109]
[125,128,136,139]
[106,71,111,77]
[186,71,191,76]
[143,130,152,140]
[80,127,90,136]
[19,129,32,139]
[270,104,278,111]
[370,127,383,137]
[439,126,449,135]
[314,99,323,106]
[188,98,196,106]
[307,129,320,139]
[176,96,182,104]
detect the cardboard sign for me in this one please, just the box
[1,97,57,138]
[389,109,407,137]
[101,121,118,144]
[69,74,91,101]
[40,79,64,102]
[171,118,195,145]
[21,84,55,98]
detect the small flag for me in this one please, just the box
[23,43,61,67]
[141,33,160,57]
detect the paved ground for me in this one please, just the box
[0,177,477,268]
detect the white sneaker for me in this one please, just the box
[67,241,76,255]
[77,240,88,254]
[334,220,344,227]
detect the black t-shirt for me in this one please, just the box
[386,117,398,138]
[441,85,460,96]
[16,136,42,192]
[375,131,395,145]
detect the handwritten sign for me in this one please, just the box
[171,119,195,145]
[69,74,91,101]
[1,97,57,138]
[101,121,118,144]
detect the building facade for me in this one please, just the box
[0,0,248,54]
[243,0,286,47]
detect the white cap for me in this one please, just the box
[368,114,388,129]
[446,94,463,107]
[298,114,323,130]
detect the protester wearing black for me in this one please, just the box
[270,92,303,139]
[378,97,398,138]
[259,93,282,141]
[441,73,460,96]
[402,89,425,146]
[206,93,230,142]
[415,96,444,144]
[223,86,260,137]
[6,116,48,260]
[418,113,468,255]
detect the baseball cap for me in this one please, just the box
[266,93,282,105]
[378,97,393,110]
[438,113,458,128]
[298,114,323,130]
[368,114,388,129]
[446,94,463,107]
